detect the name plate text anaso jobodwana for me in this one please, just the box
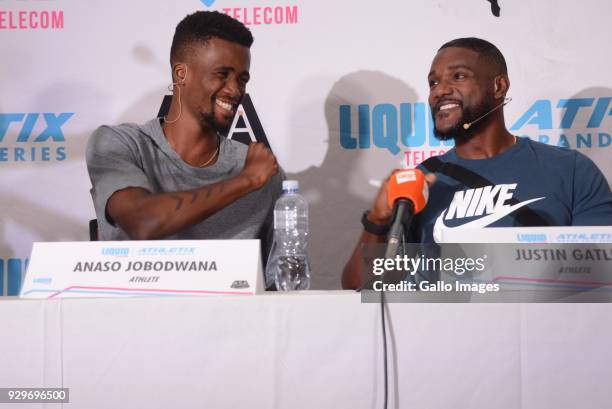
[20,240,263,298]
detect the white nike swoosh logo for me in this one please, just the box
[433,197,545,242]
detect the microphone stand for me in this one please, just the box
[356,199,414,292]
[380,199,414,409]
[384,199,414,259]
[357,199,418,409]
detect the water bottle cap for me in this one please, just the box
[282,180,299,192]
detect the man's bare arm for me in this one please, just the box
[342,177,393,289]
[107,143,278,240]
[342,172,435,289]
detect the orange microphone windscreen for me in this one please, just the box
[386,169,429,214]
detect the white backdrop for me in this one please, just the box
[1,0,610,292]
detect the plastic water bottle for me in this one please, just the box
[266,180,311,291]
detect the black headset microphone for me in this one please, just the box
[462,97,512,130]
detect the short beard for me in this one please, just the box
[199,111,230,136]
[433,96,496,143]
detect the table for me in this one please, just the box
[1,291,611,408]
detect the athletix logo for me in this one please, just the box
[434,184,544,239]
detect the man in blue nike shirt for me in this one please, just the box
[342,37,612,289]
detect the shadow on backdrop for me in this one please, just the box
[288,71,419,289]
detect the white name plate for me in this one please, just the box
[438,226,612,243]
[20,240,263,298]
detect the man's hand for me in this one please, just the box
[342,170,436,289]
[240,143,279,189]
[368,170,437,226]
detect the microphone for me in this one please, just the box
[354,169,429,293]
[384,169,429,259]
[463,97,512,130]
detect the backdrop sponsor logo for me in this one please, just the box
[340,97,611,165]
[158,93,271,149]
[0,112,72,162]
[510,97,611,150]
[339,102,453,166]
[0,258,28,296]
[226,94,272,148]
[199,1,299,26]
[0,0,64,30]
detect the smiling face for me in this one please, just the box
[427,47,497,141]
[180,37,251,134]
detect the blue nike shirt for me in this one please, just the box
[412,137,612,243]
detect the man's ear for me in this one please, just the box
[172,63,188,85]
[494,74,509,98]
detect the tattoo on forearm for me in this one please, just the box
[170,195,184,210]
[167,182,226,213]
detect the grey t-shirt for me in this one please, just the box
[86,118,283,261]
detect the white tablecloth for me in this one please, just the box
[1,291,611,409]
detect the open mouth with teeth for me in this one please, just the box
[434,101,463,123]
[439,103,460,111]
[215,99,236,115]
[436,101,462,114]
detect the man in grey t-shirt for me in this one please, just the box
[86,12,282,279]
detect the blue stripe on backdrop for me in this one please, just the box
[7,259,22,296]
[0,260,4,296]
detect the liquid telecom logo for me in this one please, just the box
[340,97,611,166]
[339,102,454,167]
[199,0,299,26]
[0,0,65,30]
[0,112,73,162]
